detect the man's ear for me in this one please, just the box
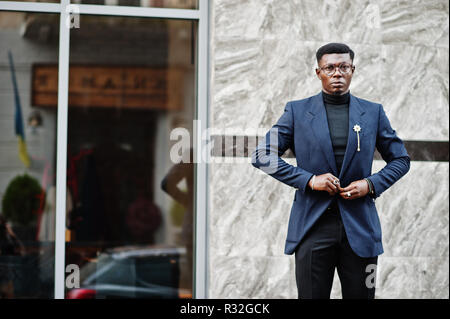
[315,68,321,79]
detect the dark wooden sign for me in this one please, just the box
[32,64,184,110]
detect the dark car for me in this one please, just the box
[66,245,190,299]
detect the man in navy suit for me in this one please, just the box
[251,43,410,299]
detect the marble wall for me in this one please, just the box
[208,0,449,298]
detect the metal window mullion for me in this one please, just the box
[0,2,200,19]
[54,0,70,300]
[0,1,60,13]
[76,4,199,19]
[194,0,209,299]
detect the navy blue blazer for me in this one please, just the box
[251,92,410,258]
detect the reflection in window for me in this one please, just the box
[0,12,59,299]
[64,16,197,299]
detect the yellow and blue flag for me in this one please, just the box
[8,51,31,168]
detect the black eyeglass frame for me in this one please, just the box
[316,63,355,76]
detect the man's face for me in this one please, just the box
[316,53,354,95]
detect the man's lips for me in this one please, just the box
[331,82,344,86]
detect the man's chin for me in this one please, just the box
[329,88,348,95]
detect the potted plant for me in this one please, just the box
[1,174,43,241]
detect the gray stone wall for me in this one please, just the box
[209,0,449,298]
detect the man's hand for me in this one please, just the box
[339,180,369,200]
[308,173,342,196]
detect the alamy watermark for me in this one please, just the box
[167,121,280,173]
[65,5,80,29]
[65,264,80,289]
[365,261,430,292]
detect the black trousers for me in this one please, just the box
[294,205,378,299]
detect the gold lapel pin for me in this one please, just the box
[353,124,361,151]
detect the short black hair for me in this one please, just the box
[316,43,354,64]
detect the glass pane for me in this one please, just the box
[0,12,58,298]
[71,0,198,9]
[64,15,197,299]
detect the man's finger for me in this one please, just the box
[340,183,355,192]
[325,185,334,195]
[341,190,353,199]
[326,181,338,193]
[328,174,340,183]
[326,184,337,195]
[327,181,338,192]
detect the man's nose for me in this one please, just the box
[332,68,343,77]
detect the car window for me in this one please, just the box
[82,255,136,286]
[135,255,180,288]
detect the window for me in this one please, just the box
[0,11,59,298]
[65,15,197,299]
[0,0,208,299]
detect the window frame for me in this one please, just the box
[0,0,210,299]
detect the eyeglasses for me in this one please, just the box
[317,63,354,76]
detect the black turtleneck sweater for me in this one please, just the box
[322,91,350,175]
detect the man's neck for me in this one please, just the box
[322,89,349,96]
[322,90,350,105]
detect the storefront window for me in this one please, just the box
[63,15,197,299]
[0,11,59,298]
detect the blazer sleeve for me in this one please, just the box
[251,102,314,193]
[367,104,410,198]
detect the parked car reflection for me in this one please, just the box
[66,245,190,299]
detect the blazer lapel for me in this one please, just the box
[338,94,366,180]
[307,92,338,176]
